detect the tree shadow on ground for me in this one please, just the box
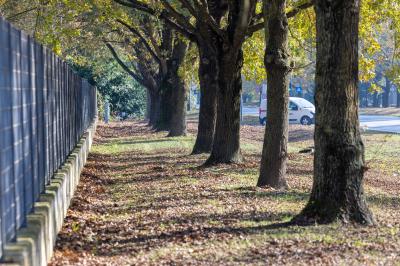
[52,122,400,264]
[288,129,314,143]
[109,138,191,146]
[60,146,313,257]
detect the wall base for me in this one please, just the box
[1,120,97,266]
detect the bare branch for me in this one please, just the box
[160,0,196,33]
[116,19,162,65]
[247,22,263,35]
[6,1,50,21]
[232,0,256,50]
[286,0,314,18]
[113,0,197,41]
[288,24,314,54]
[142,23,168,74]
[247,0,314,36]
[193,0,224,37]
[253,11,263,22]
[178,0,197,18]
[104,42,146,86]
[113,0,133,7]
[293,61,314,70]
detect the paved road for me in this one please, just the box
[242,106,259,116]
[360,115,400,134]
[242,106,400,134]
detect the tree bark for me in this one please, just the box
[152,36,188,135]
[166,40,188,137]
[203,0,256,165]
[191,3,224,154]
[372,92,379,107]
[257,0,290,189]
[382,77,390,108]
[192,43,218,154]
[397,87,400,107]
[168,71,188,137]
[154,86,173,131]
[205,49,244,165]
[146,89,151,122]
[293,0,375,225]
[149,91,161,127]
[359,83,368,108]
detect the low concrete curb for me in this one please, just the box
[1,120,97,266]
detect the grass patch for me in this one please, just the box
[92,135,195,154]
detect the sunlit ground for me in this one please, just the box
[50,121,400,265]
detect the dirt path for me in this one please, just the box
[50,121,400,265]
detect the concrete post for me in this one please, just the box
[104,101,110,124]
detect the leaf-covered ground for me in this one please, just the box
[50,121,400,265]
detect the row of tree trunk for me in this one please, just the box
[116,0,375,226]
[148,40,188,137]
[368,76,397,108]
[364,86,398,108]
[135,27,189,137]
[256,0,375,225]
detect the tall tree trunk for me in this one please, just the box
[166,40,188,137]
[359,83,367,108]
[382,77,390,108]
[149,91,161,128]
[192,44,218,154]
[293,0,374,225]
[146,89,151,122]
[153,39,188,134]
[148,91,153,126]
[202,0,256,165]
[372,92,379,107]
[397,87,400,107]
[258,0,290,189]
[192,4,224,154]
[362,90,368,107]
[168,73,187,137]
[205,50,244,165]
[154,86,173,131]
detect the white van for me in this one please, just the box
[259,97,315,125]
